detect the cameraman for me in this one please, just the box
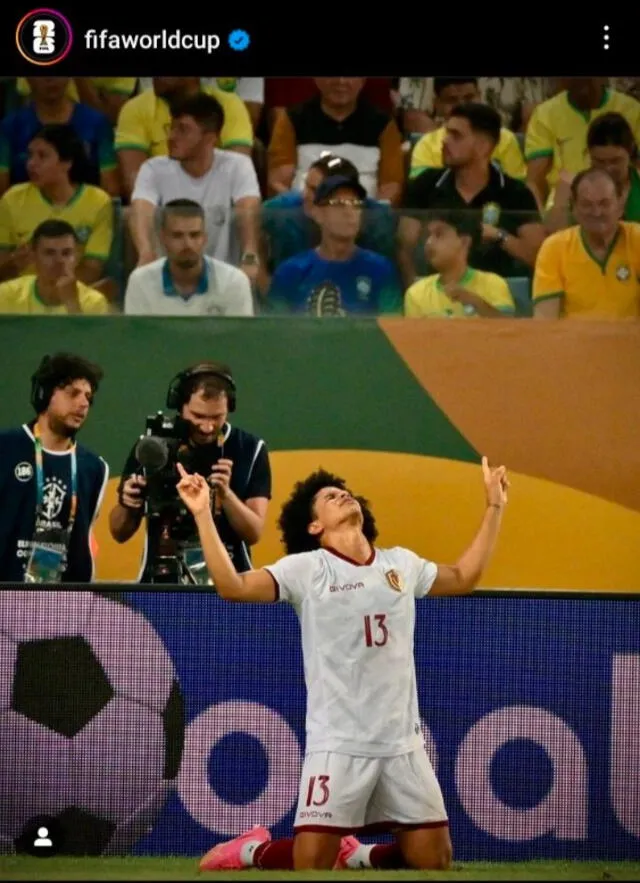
[0,352,108,583]
[108,361,272,582]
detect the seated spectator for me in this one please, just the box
[611,78,640,102]
[398,76,552,136]
[267,175,402,315]
[533,168,640,319]
[267,78,404,204]
[15,77,138,125]
[115,77,253,199]
[124,200,253,316]
[139,76,266,134]
[546,113,640,232]
[399,104,545,287]
[525,77,640,209]
[264,77,394,135]
[260,152,395,294]
[410,78,525,180]
[0,125,114,293]
[0,219,109,314]
[129,93,261,279]
[0,77,119,197]
[405,213,515,318]
[211,78,265,132]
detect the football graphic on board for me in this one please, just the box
[0,590,185,855]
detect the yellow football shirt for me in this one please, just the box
[0,275,109,314]
[404,268,516,317]
[115,87,253,156]
[214,79,240,93]
[16,78,138,100]
[525,89,640,189]
[0,182,114,275]
[410,126,526,180]
[532,222,640,318]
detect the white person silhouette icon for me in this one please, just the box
[34,826,53,847]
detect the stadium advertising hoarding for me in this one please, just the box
[0,589,638,861]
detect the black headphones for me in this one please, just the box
[30,353,100,415]
[30,355,55,414]
[166,362,237,412]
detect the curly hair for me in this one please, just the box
[277,469,378,556]
[31,352,104,413]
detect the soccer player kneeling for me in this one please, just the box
[176,457,509,871]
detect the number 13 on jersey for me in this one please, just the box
[364,613,388,647]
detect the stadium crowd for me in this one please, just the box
[0,75,639,320]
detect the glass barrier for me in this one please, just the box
[116,205,540,317]
[0,199,637,321]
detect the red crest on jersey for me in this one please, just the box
[385,569,403,592]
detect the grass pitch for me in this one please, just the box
[2,857,640,880]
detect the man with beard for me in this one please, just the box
[0,352,108,583]
[124,200,254,316]
[398,103,544,286]
[109,361,271,583]
[115,77,253,201]
[129,93,261,275]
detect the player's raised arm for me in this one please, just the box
[430,456,509,596]
[176,464,276,602]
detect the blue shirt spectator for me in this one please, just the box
[263,191,396,264]
[269,246,402,315]
[267,174,402,316]
[0,77,118,197]
[262,153,396,273]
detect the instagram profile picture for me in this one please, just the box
[16,8,73,66]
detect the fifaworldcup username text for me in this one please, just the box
[84,29,221,53]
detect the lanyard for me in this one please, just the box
[33,424,78,536]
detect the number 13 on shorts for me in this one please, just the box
[294,751,449,832]
[305,774,331,806]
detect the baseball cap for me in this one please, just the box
[314,175,367,205]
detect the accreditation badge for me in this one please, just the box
[24,522,70,583]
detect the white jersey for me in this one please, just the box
[265,545,438,757]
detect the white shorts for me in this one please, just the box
[293,747,448,834]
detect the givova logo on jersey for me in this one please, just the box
[329,581,364,593]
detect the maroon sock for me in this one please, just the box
[369,844,407,869]
[253,838,295,870]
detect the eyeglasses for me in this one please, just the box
[325,198,365,208]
